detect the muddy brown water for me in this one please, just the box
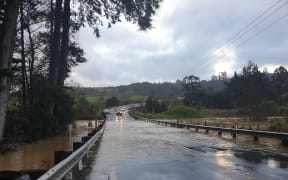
[0,120,94,171]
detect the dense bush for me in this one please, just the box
[145,96,168,113]
[4,87,74,141]
[154,105,203,119]
[73,96,97,120]
[268,119,288,132]
[279,105,288,116]
[105,96,120,108]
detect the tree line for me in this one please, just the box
[72,81,184,98]
[0,0,162,141]
[183,61,288,120]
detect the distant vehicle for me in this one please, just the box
[116,112,122,116]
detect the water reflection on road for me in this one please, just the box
[87,113,288,180]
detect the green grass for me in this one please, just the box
[200,108,239,117]
[84,95,148,105]
[85,96,99,104]
[134,105,203,119]
[154,105,203,119]
[84,96,109,104]
[128,96,148,102]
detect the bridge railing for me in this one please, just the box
[38,121,105,180]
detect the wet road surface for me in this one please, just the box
[86,113,288,180]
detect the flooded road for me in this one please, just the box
[86,112,288,180]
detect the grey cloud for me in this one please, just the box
[68,0,288,87]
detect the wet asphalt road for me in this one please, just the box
[86,113,288,180]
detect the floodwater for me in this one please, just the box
[0,120,93,171]
[84,112,288,180]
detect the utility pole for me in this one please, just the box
[152,98,155,114]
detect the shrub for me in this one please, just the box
[4,86,74,141]
[279,105,288,116]
[258,100,279,116]
[268,119,288,132]
[153,105,203,119]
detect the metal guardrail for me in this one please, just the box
[150,119,288,139]
[38,122,105,180]
[131,114,288,144]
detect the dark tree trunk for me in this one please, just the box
[20,0,27,108]
[0,0,20,141]
[26,23,35,89]
[49,0,62,85]
[49,0,54,65]
[58,0,70,86]
[48,0,62,115]
[26,21,35,106]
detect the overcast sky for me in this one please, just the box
[67,0,288,87]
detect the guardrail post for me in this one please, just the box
[71,162,80,180]
[218,131,222,136]
[88,132,95,136]
[54,151,72,165]
[82,136,91,143]
[95,120,99,128]
[253,136,259,142]
[282,139,288,146]
[205,129,209,133]
[73,142,85,151]
[232,133,237,139]
[68,124,73,137]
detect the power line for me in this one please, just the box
[226,0,283,46]
[228,0,288,47]
[192,0,288,74]
[236,12,288,48]
[195,1,284,67]
[200,0,288,67]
